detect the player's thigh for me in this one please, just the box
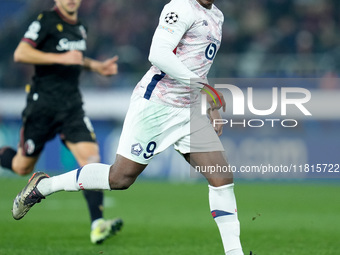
[12,148,39,175]
[186,151,233,186]
[61,107,97,145]
[61,107,99,166]
[21,103,57,157]
[66,141,100,166]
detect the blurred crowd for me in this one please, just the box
[1,0,340,90]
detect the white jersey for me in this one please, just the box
[134,0,224,107]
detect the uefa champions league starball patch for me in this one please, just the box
[165,12,179,24]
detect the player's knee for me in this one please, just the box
[109,177,134,190]
[77,154,100,166]
[86,155,100,164]
[208,178,234,187]
[108,171,136,190]
[109,182,129,190]
[115,183,131,190]
[13,165,34,176]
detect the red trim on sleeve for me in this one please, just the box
[21,38,37,48]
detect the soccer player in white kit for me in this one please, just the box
[13,0,244,254]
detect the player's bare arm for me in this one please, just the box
[207,108,224,136]
[201,86,226,111]
[14,41,83,65]
[83,56,119,76]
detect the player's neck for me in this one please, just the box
[54,6,78,24]
[196,0,213,10]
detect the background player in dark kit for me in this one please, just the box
[0,0,122,244]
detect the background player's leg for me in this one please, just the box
[67,141,123,244]
[185,151,244,255]
[0,147,17,171]
[67,141,104,222]
[0,146,38,175]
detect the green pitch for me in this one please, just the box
[0,177,339,255]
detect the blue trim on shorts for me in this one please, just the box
[143,71,166,100]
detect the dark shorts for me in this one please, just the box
[20,101,97,157]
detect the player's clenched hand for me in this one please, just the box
[201,85,226,112]
[208,108,224,136]
[97,55,119,76]
[59,50,84,65]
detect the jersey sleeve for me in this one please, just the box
[21,12,50,48]
[148,0,204,88]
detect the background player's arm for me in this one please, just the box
[83,56,118,76]
[14,41,83,65]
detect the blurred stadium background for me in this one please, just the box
[0,0,339,180]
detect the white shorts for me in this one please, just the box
[117,93,224,165]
